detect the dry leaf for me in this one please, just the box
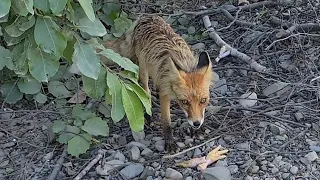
[68,89,87,103]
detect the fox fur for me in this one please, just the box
[104,15,214,151]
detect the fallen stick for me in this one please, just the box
[47,145,67,180]
[73,150,104,180]
[162,136,220,159]
[202,11,267,72]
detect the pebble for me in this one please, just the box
[245,176,253,180]
[215,160,228,167]
[185,176,192,180]
[282,173,290,179]
[290,166,298,175]
[191,43,205,50]
[177,142,185,148]
[187,26,196,34]
[155,140,165,152]
[96,160,124,176]
[269,123,286,135]
[271,167,279,174]
[130,146,141,161]
[227,165,239,174]
[140,166,155,179]
[141,148,153,157]
[114,152,125,162]
[235,142,250,150]
[202,167,232,180]
[152,162,160,168]
[165,168,183,180]
[120,164,144,179]
[305,151,319,162]
[126,141,147,150]
[310,145,320,152]
[193,148,202,157]
[250,165,259,174]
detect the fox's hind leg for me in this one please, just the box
[138,62,152,121]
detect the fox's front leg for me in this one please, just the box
[138,63,152,121]
[159,94,176,152]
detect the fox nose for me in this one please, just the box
[193,121,201,128]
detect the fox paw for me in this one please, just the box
[164,134,177,152]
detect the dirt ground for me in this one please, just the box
[1,0,320,180]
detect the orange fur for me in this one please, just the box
[103,15,214,151]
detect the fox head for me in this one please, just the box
[171,51,213,129]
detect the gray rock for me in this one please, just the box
[282,173,290,179]
[202,167,232,180]
[120,164,144,179]
[250,165,259,174]
[140,166,155,179]
[294,112,304,121]
[310,145,320,152]
[185,176,192,180]
[165,168,183,180]
[271,167,279,174]
[96,160,124,176]
[235,142,250,150]
[213,79,227,95]
[152,137,163,141]
[187,26,196,34]
[130,146,141,160]
[193,148,202,157]
[152,162,160,168]
[126,141,147,150]
[290,166,298,175]
[191,43,205,50]
[177,142,185,148]
[114,152,126,162]
[227,165,239,174]
[245,176,253,180]
[215,160,228,167]
[263,82,290,97]
[132,131,145,142]
[155,140,165,152]
[305,151,318,162]
[146,176,153,180]
[269,123,286,135]
[141,148,153,157]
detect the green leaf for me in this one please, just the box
[58,125,80,143]
[81,117,109,136]
[105,88,112,104]
[1,82,23,104]
[52,120,66,133]
[127,83,151,115]
[114,16,132,33]
[72,40,101,80]
[0,0,11,18]
[34,0,50,13]
[48,80,73,98]
[49,0,67,14]
[72,104,96,120]
[17,15,35,31]
[122,85,145,132]
[106,71,125,122]
[3,31,25,46]
[34,93,47,103]
[27,47,60,82]
[34,16,67,58]
[0,45,13,70]
[102,2,120,15]
[17,78,41,94]
[12,0,34,16]
[98,102,111,118]
[12,41,28,75]
[67,133,91,157]
[77,17,107,37]
[78,0,95,22]
[98,49,138,74]
[83,67,107,100]
[63,37,76,63]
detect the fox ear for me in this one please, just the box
[197,51,211,70]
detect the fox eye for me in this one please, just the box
[181,99,188,105]
[200,98,206,104]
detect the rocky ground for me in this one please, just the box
[1,0,320,180]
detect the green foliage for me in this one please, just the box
[0,0,151,157]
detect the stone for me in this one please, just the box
[269,123,286,135]
[187,26,196,34]
[310,145,320,152]
[165,168,183,180]
[155,140,165,152]
[290,166,298,175]
[271,167,279,174]
[235,142,250,150]
[191,43,205,50]
[114,152,125,162]
[215,160,228,167]
[130,146,140,161]
[305,151,318,162]
[250,165,259,174]
[126,141,147,150]
[132,131,145,142]
[120,164,144,179]
[263,82,290,97]
[141,148,153,157]
[96,160,124,176]
[140,166,155,179]
[227,165,239,174]
[202,167,232,180]
[213,79,227,95]
[282,173,290,179]
[193,148,202,157]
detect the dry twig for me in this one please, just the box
[47,145,67,180]
[73,150,104,180]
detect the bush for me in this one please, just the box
[0,0,151,157]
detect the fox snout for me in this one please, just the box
[183,111,205,129]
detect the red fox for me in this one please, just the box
[104,15,213,151]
